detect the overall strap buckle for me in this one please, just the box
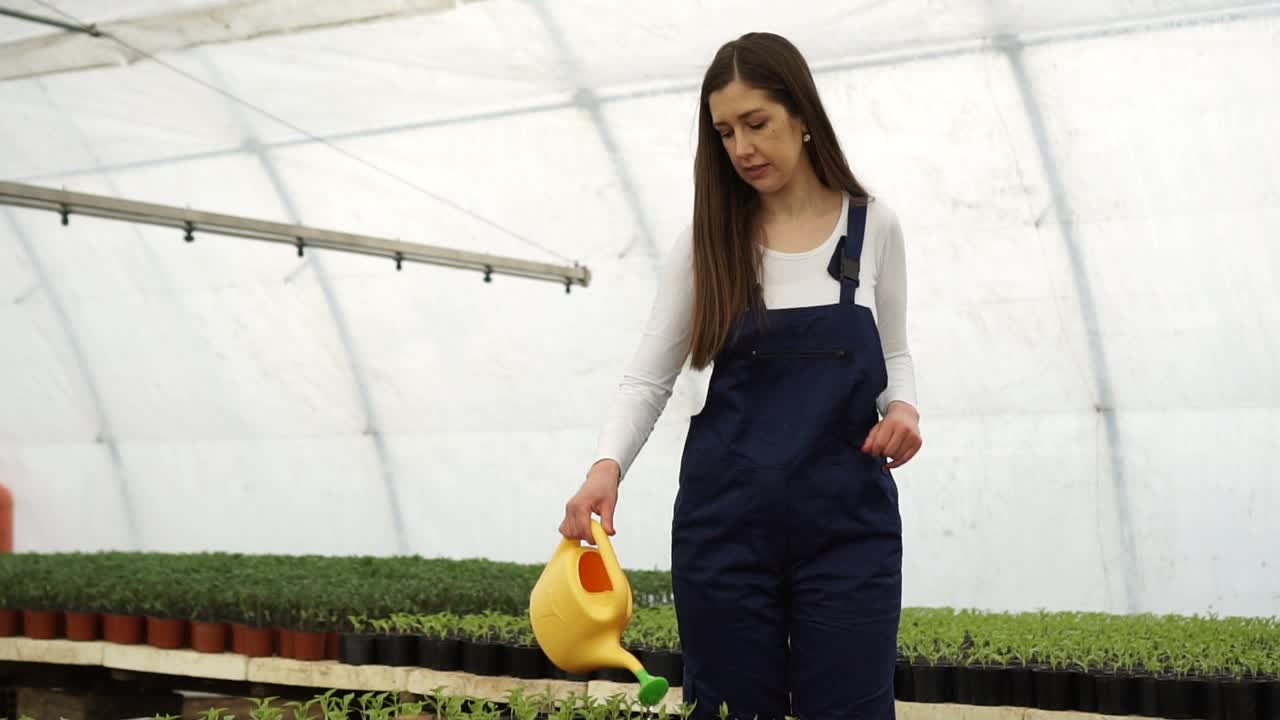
[827,235,858,285]
[827,202,868,303]
[841,254,860,285]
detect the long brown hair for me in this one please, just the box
[687,32,872,370]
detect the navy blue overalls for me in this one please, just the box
[672,200,903,720]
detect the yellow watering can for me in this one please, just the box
[529,519,670,706]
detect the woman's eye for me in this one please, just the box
[718,120,762,139]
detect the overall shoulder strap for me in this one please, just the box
[826,200,868,304]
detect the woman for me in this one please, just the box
[561,31,922,720]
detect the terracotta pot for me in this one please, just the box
[64,611,99,641]
[21,609,60,639]
[191,621,228,654]
[278,628,295,658]
[292,630,326,661]
[232,623,273,657]
[146,617,187,649]
[325,631,338,660]
[103,614,144,644]
[0,609,19,637]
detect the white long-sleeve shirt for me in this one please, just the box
[593,192,917,480]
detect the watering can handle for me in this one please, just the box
[589,519,629,594]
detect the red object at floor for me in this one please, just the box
[22,610,59,639]
[65,612,99,641]
[0,482,12,553]
[103,614,144,644]
[233,624,273,657]
[292,630,326,661]
[0,609,20,636]
[278,628,295,658]
[191,622,228,653]
[146,617,187,649]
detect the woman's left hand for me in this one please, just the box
[862,402,922,469]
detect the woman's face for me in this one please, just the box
[708,78,807,194]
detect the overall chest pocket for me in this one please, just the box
[750,348,847,359]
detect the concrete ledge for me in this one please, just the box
[6,638,105,665]
[406,668,587,704]
[103,643,248,681]
[246,657,410,692]
[0,637,21,661]
[898,704,1025,720]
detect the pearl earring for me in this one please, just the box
[803,132,811,142]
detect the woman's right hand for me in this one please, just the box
[560,459,621,543]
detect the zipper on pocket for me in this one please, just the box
[751,348,847,359]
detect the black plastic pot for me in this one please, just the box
[1072,669,1097,713]
[955,664,1008,706]
[909,663,953,703]
[955,665,1001,705]
[418,636,461,671]
[1155,674,1198,719]
[1220,677,1261,720]
[640,649,684,688]
[374,633,416,667]
[337,632,375,666]
[460,640,502,676]
[954,665,978,705]
[1031,666,1074,711]
[1095,672,1137,716]
[1200,674,1226,720]
[893,661,912,701]
[1259,678,1280,720]
[1008,665,1034,708]
[502,644,547,679]
[1138,675,1159,717]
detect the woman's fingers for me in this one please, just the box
[882,424,906,460]
[866,420,903,458]
[863,414,923,469]
[861,423,880,454]
[886,434,922,468]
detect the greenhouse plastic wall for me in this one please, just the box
[0,1,1277,619]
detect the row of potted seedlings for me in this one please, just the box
[0,551,681,677]
[334,608,682,686]
[892,608,1280,720]
[894,656,1280,719]
[0,602,333,660]
[9,604,1279,720]
[0,605,685,683]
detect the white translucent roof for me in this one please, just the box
[1,0,1277,619]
